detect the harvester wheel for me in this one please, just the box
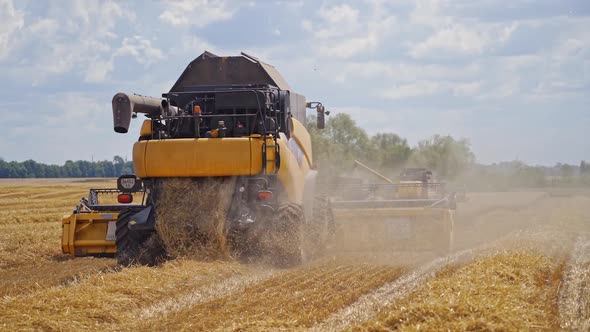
[306,197,336,259]
[267,203,304,267]
[430,210,455,254]
[116,208,165,266]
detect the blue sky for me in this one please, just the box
[0,0,588,166]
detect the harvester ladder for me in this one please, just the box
[262,133,280,175]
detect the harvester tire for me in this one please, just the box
[306,197,335,259]
[414,214,454,254]
[116,208,165,266]
[267,203,304,267]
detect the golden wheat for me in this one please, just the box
[0,180,589,332]
[357,251,564,331]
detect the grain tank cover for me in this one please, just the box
[169,51,291,92]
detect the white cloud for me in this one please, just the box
[0,0,587,166]
[378,81,441,100]
[115,36,165,66]
[302,3,397,59]
[84,59,114,83]
[0,1,139,84]
[0,2,172,85]
[377,80,483,100]
[337,61,481,83]
[0,0,24,60]
[3,91,143,164]
[479,78,521,100]
[409,22,518,58]
[409,0,450,27]
[159,0,235,27]
[274,0,304,8]
[513,20,590,101]
[318,34,380,59]
[27,18,58,38]
[410,25,485,57]
[452,81,482,96]
[407,0,518,58]
[181,35,216,54]
[83,36,167,83]
[65,0,134,38]
[310,4,360,39]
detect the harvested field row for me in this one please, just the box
[456,191,548,220]
[1,208,75,225]
[0,222,62,269]
[0,260,249,331]
[314,249,477,331]
[454,195,590,252]
[0,197,82,209]
[358,251,565,331]
[0,258,116,298]
[559,236,590,330]
[1,180,589,331]
[0,260,404,332]
[0,181,116,225]
[134,262,405,331]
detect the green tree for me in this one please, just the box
[64,160,81,177]
[113,156,125,176]
[0,158,8,177]
[0,157,133,178]
[7,161,28,177]
[409,135,475,179]
[559,163,574,178]
[370,133,411,171]
[580,160,589,174]
[306,113,372,174]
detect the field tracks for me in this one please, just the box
[311,249,476,331]
[139,267,279,319]
[0,259,117,298]
[559,235,590,330]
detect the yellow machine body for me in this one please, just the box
[62,211,119,256]
[62,119,314,255]
[132,118,312,204]
[330,166,455,253]
[62,51,330,259]
[334,206,454,252]
[398,181,428,199]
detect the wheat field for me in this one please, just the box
[0,179,589,331]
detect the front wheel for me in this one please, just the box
[115,208,166,266]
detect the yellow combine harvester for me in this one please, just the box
[62,51,332,266]
[330,161,456,253]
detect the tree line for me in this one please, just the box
[306,113,475,180]
[0,156,133,178]
[306,113,589,189]
[1,113,587,190]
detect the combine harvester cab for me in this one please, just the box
[330,162,456,254]
[62,175,145,256]
[62,51,332,267]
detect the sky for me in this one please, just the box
[0,0,588,166]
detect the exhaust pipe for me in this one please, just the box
[112,93,163,133]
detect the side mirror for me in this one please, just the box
[306,101,329,130]
[317,105,325,129]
